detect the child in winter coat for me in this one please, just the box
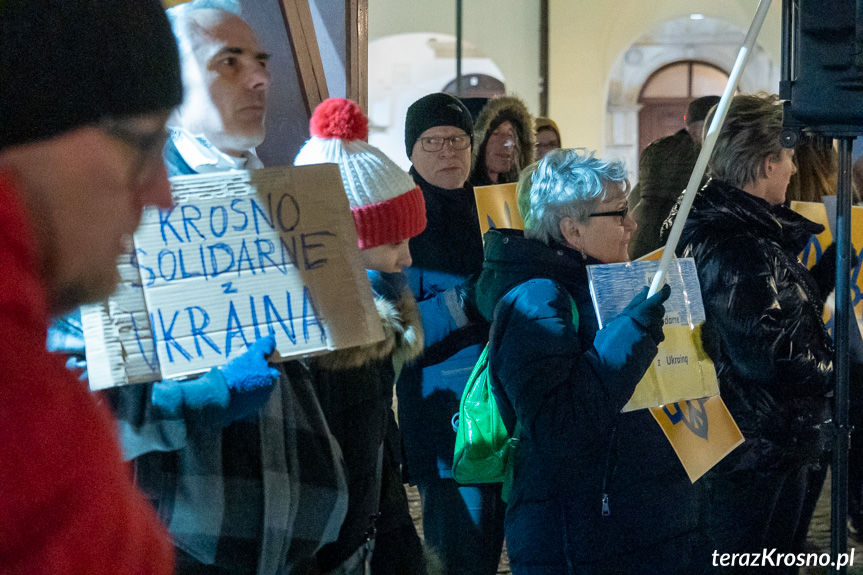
[295,98,441,575]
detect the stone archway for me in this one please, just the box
[637,60,729,155]
[605,16,779,182]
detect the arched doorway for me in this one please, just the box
[637,60,729,155]
[604,16,779,182]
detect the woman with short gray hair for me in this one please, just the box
[475,148,702,573]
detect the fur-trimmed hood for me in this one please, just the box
[470,95,535,186]
[312,286,424,371]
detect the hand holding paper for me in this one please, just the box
[592,286,670,403]
[620,284,671,344]
[152,335,280,426]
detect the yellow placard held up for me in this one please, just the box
[790,201,863,359]
[587,256,719,410]
[474,183,524,239]
[638,250,743,479]
[650,395,744,483]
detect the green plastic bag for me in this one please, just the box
[452,293,579,487]
[452,344,513,484]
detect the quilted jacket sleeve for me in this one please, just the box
[488,279,658,457]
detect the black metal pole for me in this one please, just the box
[831,136,854,574]
[539,0,549,117]
[455,0,463,98]
[780,0,793,88]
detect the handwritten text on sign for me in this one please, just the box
[85,165,383,385]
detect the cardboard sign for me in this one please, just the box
[83,165,384,389]
[650,395,744,482]
[587,257,720,411]
[474,183,524,238]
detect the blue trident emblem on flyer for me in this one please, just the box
[662,398,709,440]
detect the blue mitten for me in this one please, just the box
[592,285,670,409]
[619,284,671,344]
[219,334,281,424]
[151,335,280,426]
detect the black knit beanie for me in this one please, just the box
[0,0,183,150]
[404,93,474,159]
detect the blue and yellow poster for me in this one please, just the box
[650,396,744,483]
[474,183,524,239]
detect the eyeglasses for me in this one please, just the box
[588,201,629,225]
[419,135,471,152]
[99,118,169,188]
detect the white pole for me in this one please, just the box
[647,0,774,297]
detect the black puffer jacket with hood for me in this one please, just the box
[674,179,834,471]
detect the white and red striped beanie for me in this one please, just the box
[294,98,426,249]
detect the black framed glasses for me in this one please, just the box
[99,118,169,188]
[419,135,471,152]
[588,201,629,225]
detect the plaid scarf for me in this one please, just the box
[108,360,348,575]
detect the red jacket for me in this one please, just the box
[0,172,174,574]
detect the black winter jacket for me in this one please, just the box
[310,272,424,571]
[398,168,488,481]
[475,229,700,569]
[675,179,834,471]
[629,129,699,259]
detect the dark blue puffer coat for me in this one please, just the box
[476,228,703,573]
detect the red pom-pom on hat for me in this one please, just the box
[309,98,369,141]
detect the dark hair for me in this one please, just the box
[685,95,721,125]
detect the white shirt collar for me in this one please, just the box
[168,126,264,173]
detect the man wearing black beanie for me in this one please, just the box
[0,2,182,573]
[396,92,506,575]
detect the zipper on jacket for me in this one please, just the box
[600,424,619,517]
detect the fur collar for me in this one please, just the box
[470,95,535,184]
[312,288,424,371]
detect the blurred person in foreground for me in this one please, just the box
[475,148,702,573]
[666,93,836,571]
[0,1,182,573]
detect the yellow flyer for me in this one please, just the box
[790,200,863,359]
[473,183,524,239]
[650,395,744,483]
[587,257,719,410]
